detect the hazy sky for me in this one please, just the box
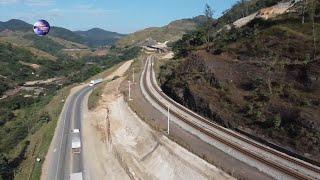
[0,0,238,33]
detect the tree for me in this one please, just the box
[301,0,307,24]
[265,55,285,95]
[272,114,282,129]
[172,30,206,58]
[239,0,249,18]
[266,58,277,94]
[203,3,215,44]
[0,153,11,179]
[308,0,317,61]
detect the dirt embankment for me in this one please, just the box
[233,1,297,28]
[159,49,320,163]
[83,60,233,179]
[81,60,133,180]
[159,5,320,162]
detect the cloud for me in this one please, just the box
[24,0,54,6]
[73,4,94,10]
[0,0,54,6]
[0,0,18,4]
[48,5,118,16]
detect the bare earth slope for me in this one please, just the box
[159,1,320,163]
[83,60,233,179]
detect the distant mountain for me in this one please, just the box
[0,19,85,45]
[116,15,205,47]
[75,28,126,47]
[0,19,31,32]
[49,26,85,45]
[0,19,124,48]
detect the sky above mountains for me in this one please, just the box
[0,0,237,33]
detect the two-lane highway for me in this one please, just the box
[43,85,93,180]
[43,60,133,180]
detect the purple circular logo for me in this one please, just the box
[33,19,50,36]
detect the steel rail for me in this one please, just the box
[142,56,319,180]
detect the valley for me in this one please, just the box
[0,0,319,179]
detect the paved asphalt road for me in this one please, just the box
[45,85,93,180]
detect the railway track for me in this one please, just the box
[140,55,320,180]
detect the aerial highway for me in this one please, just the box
[140,55,320,180]
[41,55,320,180]
[43,85,92,180]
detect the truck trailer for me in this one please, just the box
[70,172,83,180]
[89,78,103,86]
[71,129,81,154]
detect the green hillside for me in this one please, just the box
[0,19,31,32]
[0,24,140,178]
[0,19,88,57]
[49,26,85,45]
[159,0,320,162]
[0,20,84,44]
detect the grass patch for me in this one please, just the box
[153,56,170,85]
[88,82,106,110]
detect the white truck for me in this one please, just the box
[70,172,83,180]
[89,78,103,86]
[71,129,81,154]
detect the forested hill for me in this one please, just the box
[159,0,320,162]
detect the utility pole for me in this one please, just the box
[132,67,135,84]
[167,104,170,135]
[128,81,132,101]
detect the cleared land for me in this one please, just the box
[83,59,232,179]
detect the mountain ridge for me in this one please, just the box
[0,19,125,47]
[116,15,207,47]
[0,19,31,32]
[75,28,126,47]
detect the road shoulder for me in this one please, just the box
[84,59,233,179]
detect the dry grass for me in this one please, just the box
[87,62,126,110]
[153,55,169,84]
[88,81,106,110]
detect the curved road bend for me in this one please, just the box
[141,55,320,179]
[44,85,92,180]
